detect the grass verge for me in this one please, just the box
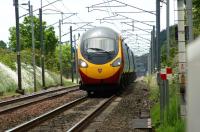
[144,75,186,132]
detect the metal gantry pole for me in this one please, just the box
[30,5,37,92]
[156,0,161,71]
[166,0,170,122]
[14,0,24,94]
[70,26,74,83]
[156,0,163,124]
[73,35,78,84]
[177,0,186,96]
[152,26,155,72]
[165,79,169,120]
[151,29,154,73]
[39,8,46,88]
[166,0,170,62]
[186,0,193,43]
[59,20,63,86]
[148,52,151,74]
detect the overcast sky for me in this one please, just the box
[0,0,177,56]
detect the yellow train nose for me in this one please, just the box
[80,64,120,80]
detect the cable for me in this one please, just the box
[59,0,95,28]
[44,0,74,24]
[19,5,28,11]
[94,0,121,31]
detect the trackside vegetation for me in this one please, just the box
[0,16,76,97]
[145,75,185,132]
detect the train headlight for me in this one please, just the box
[79,59,88,68]
[112,58,121,67]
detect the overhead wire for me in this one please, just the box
[59,0,95,28]
[44,0,153,56]
[102,0,121,31]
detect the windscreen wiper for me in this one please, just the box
[87,48,113,55]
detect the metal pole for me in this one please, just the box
[39,8,45,88]
[59,20,63,86]
[166,0,170,62]
[166,0,170,123]
[186,0,193,43]
[41,0,42,8]
[151,30,153,73]
[156,0,163,124]
[30,5,37,92]
[163,80,166,109]
[74,35,78,84]
[166,79,169,121]
[70,26,74,83]
[177,0,186,98]
[153,26,155,72]
[148,53,151,74]
[156,0,161,71]
[14,0,24,94]
[160,80,164,124]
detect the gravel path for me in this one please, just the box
[0,90,86,131]
[95,80,151,132]
[30,98,107,131]
[0,88,80,113]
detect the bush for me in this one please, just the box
[0,48,16,70]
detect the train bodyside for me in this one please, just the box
[77,27,136,93]
[120,43,136,87]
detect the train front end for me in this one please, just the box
[77,27,123,92]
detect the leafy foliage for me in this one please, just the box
[55,44,72,70]
[0,15,76,96]
[45,44,72,77]
[7,16,61,73]
[160,25,178,67]
[9,16,58,54]
[0,48,16,70]
[0,40,7,49]
[193,0,200,38]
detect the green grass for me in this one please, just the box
[0,69,17,95]
[0,48,78,98]
[157,119,185,132]
[0,90,21,99]
[63,79,77,87]
[0,62,77,97]
[145,75,186,132]
[151,95,185,132]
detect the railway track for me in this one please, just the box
[6,95,116,132]
[0,85,79,114]
[68,95,115,132]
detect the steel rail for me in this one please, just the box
[0,85,78,106]
[0,85,79,114]
[6,96,87,132]
[67,95,116,132]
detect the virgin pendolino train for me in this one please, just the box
[77,27,136,94]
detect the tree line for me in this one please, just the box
[0,16,72,77]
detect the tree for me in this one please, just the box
[43,43,72,77]
[9,16,58,54]
[160,25,178,67]
[55,44,72,75]
[193,0,200,37]
[0,40,7,49]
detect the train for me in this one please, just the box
[77,27,136,94]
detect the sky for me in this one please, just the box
[0,0,177,56]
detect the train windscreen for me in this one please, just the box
[81,37,118,64]
[84,38,116,53]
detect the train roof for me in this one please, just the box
[81,27,119,41]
